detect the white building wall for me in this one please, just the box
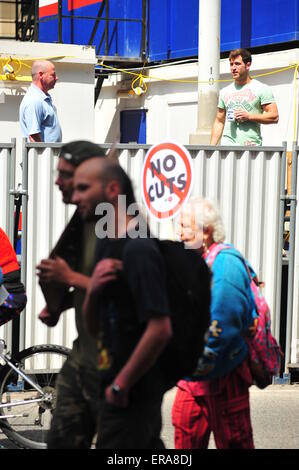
[0,40,96,184]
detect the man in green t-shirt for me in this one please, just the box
[210,48,279,146]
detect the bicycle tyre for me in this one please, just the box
[0,344,70,449]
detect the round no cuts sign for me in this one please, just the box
[142,141,193,221]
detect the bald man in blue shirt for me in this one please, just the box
[19,60,62,142]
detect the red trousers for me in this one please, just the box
[172,366,254,449]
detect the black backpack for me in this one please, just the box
[155,239,211,388]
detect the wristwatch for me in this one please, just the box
[111,382,122,395]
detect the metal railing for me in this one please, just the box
[0,0,35,41]
[36,0,147,61]
[0,0,147,60]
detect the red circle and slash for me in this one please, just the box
[142,142,193,220]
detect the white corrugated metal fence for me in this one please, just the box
[3,140,299,378]
[17,142,286,354]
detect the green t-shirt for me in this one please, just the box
[71,221,98,368]
[218,79,275,146]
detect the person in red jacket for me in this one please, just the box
[0,227,27,325]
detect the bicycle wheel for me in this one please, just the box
[0,344,70,449]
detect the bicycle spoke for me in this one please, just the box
[0,345,69,449]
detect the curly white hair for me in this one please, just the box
[183,196,226,243]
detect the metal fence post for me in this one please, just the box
[8,138,16,244]
[10,137,21,358]
[284,141,298,373]
[19,138,29,352]
[275,142,287,342]
[5,139,17,353]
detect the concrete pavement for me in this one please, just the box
[0,383,298,449]
[161,384,299,449]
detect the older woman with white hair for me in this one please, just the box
[172,197,256,449]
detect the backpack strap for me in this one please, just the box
[206,243,259,285]
[205,242,260,294]
[204,243,231,268]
